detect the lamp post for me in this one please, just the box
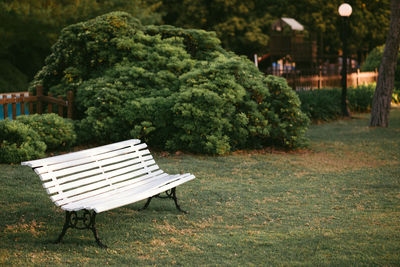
[338,3,352,117]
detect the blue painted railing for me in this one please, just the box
[0,92,30,120]
[0,95,30,120]
[0,87,74,120]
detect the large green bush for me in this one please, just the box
[0,120,46,164]
[16,114,76,150]
[31,12,309,154]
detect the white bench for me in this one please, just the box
[21,139,195,247]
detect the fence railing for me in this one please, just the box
[276,70,378,91]
[0,86,73,120]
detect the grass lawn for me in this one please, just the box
[1,108,399,266]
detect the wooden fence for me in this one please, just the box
[286,70,378,91]
[0,85,73,120]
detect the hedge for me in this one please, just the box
[297,84,375,122]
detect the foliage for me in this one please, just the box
[1,0,392,93]
[16,114,76,150]
[161,0,273,56]
[297,84,375,122]
[297,88,342,122]
[393,89,400,104]
[361,45,400,89]
[31,12,309,154]
[160,0,391,58]
[0,0,162,91]
[0,119,46,164]
[360,45,385,72]
[264,75,310,148]
[0,59,28,93]
[347,84,375,112]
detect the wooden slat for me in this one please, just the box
[38,147,150,179]
[2,94,8,119]
[50,165,161,204]
[11,94,16,120]
[48,93,53,113]
[58,96,64,116]
[89,174,195,213]
[55,170,166,207]
[22,139,142,168]
[47,163,159,198]
[19,93,25,115]
[41,153,153,186]
[50,159,159,192]
[0,97,21,104]
[39,95,67,106]
[0,94,64,106]
[36,85,43,114]
[49,165,162,202]
[60,173,174,208]
[28,91,34,115]
[45,159,157,194]
[36,147,149,178]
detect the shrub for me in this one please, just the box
[297,89,342,122]
[16,114,76,150]
[0,120,46,164]
[347,84,375,112]
[297,85,376,122]
[264,76,310,149]
[31,12,309,154]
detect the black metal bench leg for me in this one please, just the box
[138,197,153,211]
[171,187,187,214]
[55,211,71,243]
[137,188,187,213]
[90,212,107,248]
[54,210,107,248]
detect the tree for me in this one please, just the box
[370,0,400,127]
[160,0,276,56]
[159,0,391,60]
[0,0,161,92]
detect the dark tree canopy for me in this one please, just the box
[0,0,162,92]
[1,0,392,93]
[160,0,391,58]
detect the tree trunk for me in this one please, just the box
[370,0,400,127]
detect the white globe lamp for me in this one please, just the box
[338,3,352,17]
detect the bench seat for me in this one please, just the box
[61,172,194,213]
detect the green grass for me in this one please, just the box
[1,108,399,266]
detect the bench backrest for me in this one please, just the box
[21,139,163,208]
